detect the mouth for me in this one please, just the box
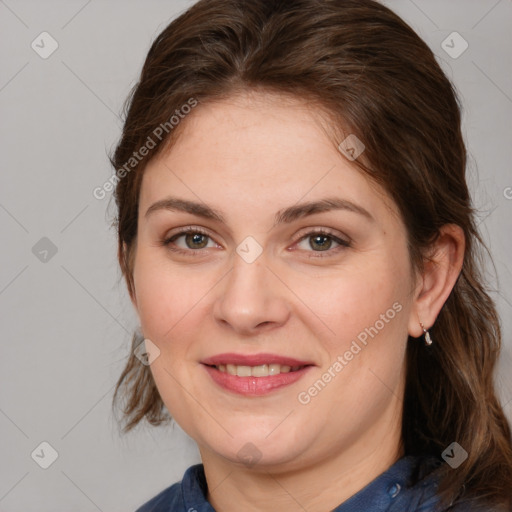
[212,363,307,377]
[201,353,314,396]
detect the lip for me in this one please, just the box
[201,352,314,367]
[201,353,315,396]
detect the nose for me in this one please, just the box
[212,255,291,336]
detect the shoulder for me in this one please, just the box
[395,457,507,512]
[134,464,209,512]
[387,456,504,512]
[134,481,182,512]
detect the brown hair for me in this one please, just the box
[110,0,512,508]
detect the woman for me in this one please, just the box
[111,0,512,510]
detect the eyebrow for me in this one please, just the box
[144,196,374,224]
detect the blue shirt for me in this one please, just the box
[135,455,495,511]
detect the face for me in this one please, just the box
[130,91,418,472]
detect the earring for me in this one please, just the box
[420,323,433,346]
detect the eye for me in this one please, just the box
[294,229,351,257]
[160,226,351,259]
[161,227,219,256]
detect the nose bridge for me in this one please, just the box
[213,253,290,334]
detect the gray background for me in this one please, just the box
[0,1,511,510]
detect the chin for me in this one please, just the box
[198,424,310,470]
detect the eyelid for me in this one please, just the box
[292,226,350,244]
[290,227,351,257]
[162,225,220,247]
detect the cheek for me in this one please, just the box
[132,254,204,344]
[295,256,411,345]
[132,257,206,426]
[298,252,412,407]
[295,271,409,441]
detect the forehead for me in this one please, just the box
[139,91,399,224]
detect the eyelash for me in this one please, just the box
[159,226,351,259]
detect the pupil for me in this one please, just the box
[311,235,331,251]
[187,233,207,249]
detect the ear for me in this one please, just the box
[408,224,465,337]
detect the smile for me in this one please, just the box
[214,363,305,377]
[201,353,314,396]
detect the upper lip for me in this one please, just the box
[202,353,314,367]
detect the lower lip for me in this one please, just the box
[203,365,312,396]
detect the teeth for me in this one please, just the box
[216,363,300,376]
[252,364,269,377]
[269,364,280,375]
[236,365,252,377]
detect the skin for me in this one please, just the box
[128,90,465,512]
